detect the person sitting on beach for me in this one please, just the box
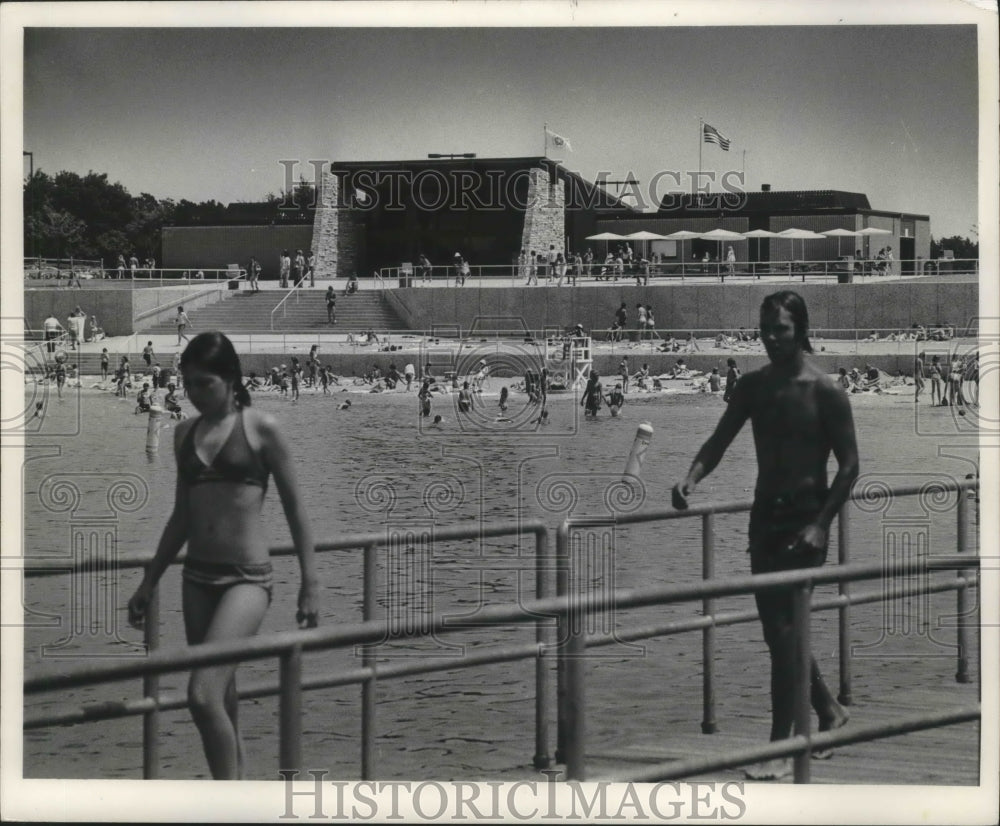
[128,332,320,780]
[672,290,856,781]
[836,367,853,392]
[346,273,359,294]
[670,358,689,379]
[862,364,881,390]
[685,332,700,352]
[634,363,651,389]
[866,330,879,342]
[135,383,152,414]
[385,364,401,390]
[164,383,185,419]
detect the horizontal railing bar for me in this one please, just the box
[25,640,548,730]
[26,570,976,731]
[25,476,979,578]
[589,574,975,648]
[595,705,980,783]
[24,557,978,695]
[23,519,548,577]
[596,479,978,530]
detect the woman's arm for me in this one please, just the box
[259,412,320,627]
[128,425,191,627]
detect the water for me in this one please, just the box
[21,383,980,778]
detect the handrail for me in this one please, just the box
[23,555,979,783]
[132,284,233,325]
[379,258,980,286]
[22,480,978,781]
[24,518,551,778]
[269,277,307,331]
[554,477,979,779]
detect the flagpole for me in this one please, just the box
[543,122,547,158]
[698,118,703,195]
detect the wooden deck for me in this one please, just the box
[583,683,980,785]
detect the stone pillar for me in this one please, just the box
[311,169,340,280]
[519,166,567,258]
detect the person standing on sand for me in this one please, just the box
[128,332,319,780]
[724,357,740,404]
[914,351,926,403]
[673,290,856,781]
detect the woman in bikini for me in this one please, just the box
[127,332,319,779]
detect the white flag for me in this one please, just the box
[546,128,573,153]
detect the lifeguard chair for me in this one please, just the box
[544,334,592,390]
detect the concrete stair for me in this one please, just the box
[140,289,406,334]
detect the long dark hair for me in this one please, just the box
[760,290,813,354]
[180,331,251,408]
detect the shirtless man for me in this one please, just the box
[672,290,857,781]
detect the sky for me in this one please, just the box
[19,14,983,239]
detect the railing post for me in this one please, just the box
[563,592,586,781]
[837,503,852,706]
[955,490,971,684]
[534,527,551,769]
[792,582,812,783]
[555,522,569,764]
[701,513,717,733]
[142,583,160,779]
[279,644,303,772]
[362,542,378,778]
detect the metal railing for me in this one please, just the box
[269,277,309,331]
[23,480,978,782]
[554,477,979,780]
[379,258,979,287]
[24,519,551,779]
[23,256,104,281]
[26,265,247,287]
[557,558,980,783]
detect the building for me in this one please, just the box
[592,188,930,273]
[311,157,635,279]
[163,160,931,278]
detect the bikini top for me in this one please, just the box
[178,409,269,490]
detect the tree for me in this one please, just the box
[26,205,87,259]
[930,235,978,260]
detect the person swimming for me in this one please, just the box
[499,386,509,413]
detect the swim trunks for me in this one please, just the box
[748,489,829,574]
[182,557,273,603]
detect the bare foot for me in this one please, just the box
[744,758,793,781]
[814,705,850,759]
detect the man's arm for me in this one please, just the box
[673,374,753,508]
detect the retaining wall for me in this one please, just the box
[24,286,231,337]
[390,280,978,336]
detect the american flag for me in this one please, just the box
[702,123,731,151]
